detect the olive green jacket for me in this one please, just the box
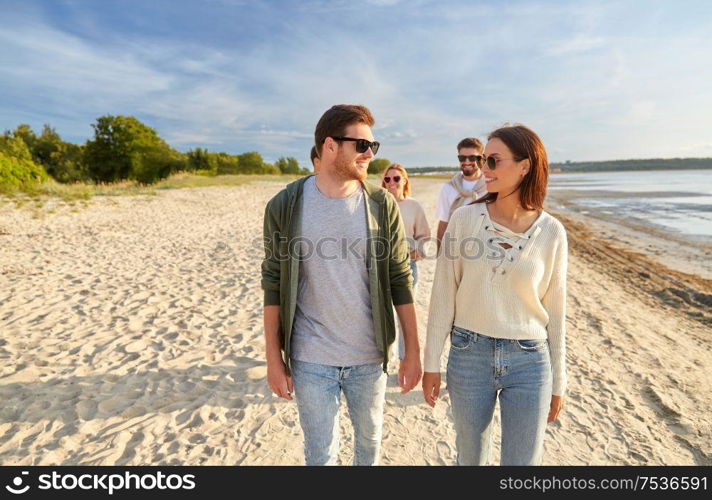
[261,175,414,374]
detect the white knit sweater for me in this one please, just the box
[424,202,568,395]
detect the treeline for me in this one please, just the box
[0,115,310,191]
[550,158,712,172]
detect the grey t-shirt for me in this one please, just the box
[290,176,380,366]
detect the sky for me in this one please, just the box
[1,0,711,168]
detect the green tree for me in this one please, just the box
[367,158,391,174]
[84,115,180,184]
[33,125,86,182]
[187,148,217,173]
[237,151,266,174]
[215,152,240,174]
[10,124,37,153]
[275,156,301,174]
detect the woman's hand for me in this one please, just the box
[422,371,441,407]
[548,395,564,423]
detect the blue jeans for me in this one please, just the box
[395,260,418,360]
[291,359,387,465]
[446,326,553,465]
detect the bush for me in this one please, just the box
[368,158,391,174]
[0,152,49,191]
[0,134,34,162]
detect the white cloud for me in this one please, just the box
[545,36,607,55]
[1,1,711,166]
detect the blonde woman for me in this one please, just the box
[382,164,430,359]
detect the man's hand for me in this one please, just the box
[267,357,293,400]
[422,371,441,407]
[398,355,422,394]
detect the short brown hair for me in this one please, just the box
[381,163,411,198]
[314,104,375,156]
[475,124,548,210]
[310,145,319,164]
[457,137,483,152]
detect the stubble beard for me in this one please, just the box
[461,165,479,178]
[334,150,367,182]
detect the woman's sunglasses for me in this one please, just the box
[383,176,401,183]
[484,156,518,170]
[330,136,380,155]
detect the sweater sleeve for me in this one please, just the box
[424,210,463,372]
[413,200,431,242]
[387,196,414,306]
[541,225,568,396]
[413,200,431,259]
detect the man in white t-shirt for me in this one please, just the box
[435,137,488,251]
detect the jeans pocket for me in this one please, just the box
[516,338,548,352]
[450,326,474,351]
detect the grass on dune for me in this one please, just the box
[0,172,305,203]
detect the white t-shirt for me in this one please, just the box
[435,176,488,222]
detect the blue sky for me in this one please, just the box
[1,0,711,167]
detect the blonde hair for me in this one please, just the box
[380,163,411,198]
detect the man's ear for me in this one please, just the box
[323,137,337,155]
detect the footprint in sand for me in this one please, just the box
[97,396,131,417]
[120,406,147,419]
[124,338,149,353]
[76,400,98,420]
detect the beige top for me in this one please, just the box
[397,197,431,257]
[424,202,568,395]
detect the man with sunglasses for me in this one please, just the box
[435,137,488,251]
[261,104,422,465]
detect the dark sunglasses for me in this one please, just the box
[457,154,485,165]
[330,136,380,155]
[383,175,401,183]
[484,156,518,170]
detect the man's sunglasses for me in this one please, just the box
[457,154,485,165]
[330,136,380,155]
[384,176,401,183]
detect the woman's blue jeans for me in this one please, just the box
[446,326,553,465]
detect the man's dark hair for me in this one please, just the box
[310,145,319,164]
[314,104,375,156]
[457,137,483,152]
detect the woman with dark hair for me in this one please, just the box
[422,125,567,465]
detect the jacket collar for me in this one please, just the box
[286,174,388,204]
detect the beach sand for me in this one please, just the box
[0,177,710,465]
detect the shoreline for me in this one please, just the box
[546,189,712,280]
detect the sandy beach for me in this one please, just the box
[0,176,710,465]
